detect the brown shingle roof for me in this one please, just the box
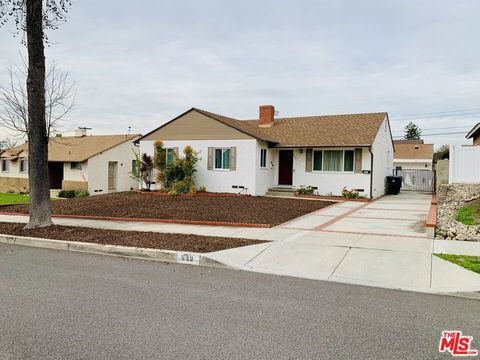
[466,123,480,139]
[393,143,433,160]
[393,139,424,145]
[2,134,140,162]
[193,108,388,147]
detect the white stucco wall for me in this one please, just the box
[87,139,140,195]
[273,147,372,197]
[0,158,28,179]
[254,141,276,195]
[63,161,88,182]
[393,160,432,170]
[140,139,258,194]
[371,116,394,198]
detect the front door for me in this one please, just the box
[108,161,117,191]
[278,150,293,185]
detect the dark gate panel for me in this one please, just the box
[394,169,435,192]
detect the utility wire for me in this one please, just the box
[392,131,467,138]
[392,107,480,119]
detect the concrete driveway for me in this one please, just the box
[208,192,480,293]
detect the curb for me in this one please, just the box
[0,233,230,269]
[0,212,271,228]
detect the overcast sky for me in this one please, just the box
[1,0,480,148]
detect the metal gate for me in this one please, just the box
[394,169,435,192]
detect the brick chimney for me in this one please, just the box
[259,105,275,128]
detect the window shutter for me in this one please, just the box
[229,147,237,171]
[354,148,362,173]
[207,147,213,170]
[305,149,312,172]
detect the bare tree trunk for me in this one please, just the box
[25,0,53,228]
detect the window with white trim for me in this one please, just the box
[260,148,267,168]
[20,159,28,173]
[312,150,354,172]
[1,159,9,173]
[214,148,230,170]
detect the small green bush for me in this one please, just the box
[198,185,207,193]
[297,185,315,195]
[58,189,76,198]
[58,189,89,198]
[75,190,89,198]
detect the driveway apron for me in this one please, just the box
[208,192,480,293]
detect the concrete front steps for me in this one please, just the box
[266,187,297,198]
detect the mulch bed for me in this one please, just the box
[0,222,265,253]
[1,192,331,226]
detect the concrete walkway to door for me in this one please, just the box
[207,192,480,293]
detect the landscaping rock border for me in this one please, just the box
[436,184,480,241]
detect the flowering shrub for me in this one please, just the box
[341,187,360,199]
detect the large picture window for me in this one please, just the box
[312,150,355,172]
[323,150,343,171]
[214,148,230,170]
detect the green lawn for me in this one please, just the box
[0,192,30,205]
[436,254,480,274]
[456,199,480,225]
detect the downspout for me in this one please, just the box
[368,146,374,199]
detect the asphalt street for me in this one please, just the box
[0,242,479,359]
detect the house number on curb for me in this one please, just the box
[177,253,200,265]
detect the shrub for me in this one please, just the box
[341,187,360,199]
[75,190,89,198]
[198,185,207,193]
[297,185,315,195]
[160,145,200,194]
[58,189,76,198]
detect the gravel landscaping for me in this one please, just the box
[0,222,265,253]
[436,184,480,241]
[1,192,332,226]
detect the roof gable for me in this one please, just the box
[140,108,260,142]
[466,123,480,139]
[2,134,140,162]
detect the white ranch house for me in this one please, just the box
[139,106,394,198]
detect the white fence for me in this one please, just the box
[449,145,480,183]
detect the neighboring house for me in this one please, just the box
[0,128,140,194]
[138,105,394,198]
[466,123,480,145]
[393,140,434,170]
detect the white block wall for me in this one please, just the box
[449,145,480,183]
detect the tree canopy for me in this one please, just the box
[403,121,422,140]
